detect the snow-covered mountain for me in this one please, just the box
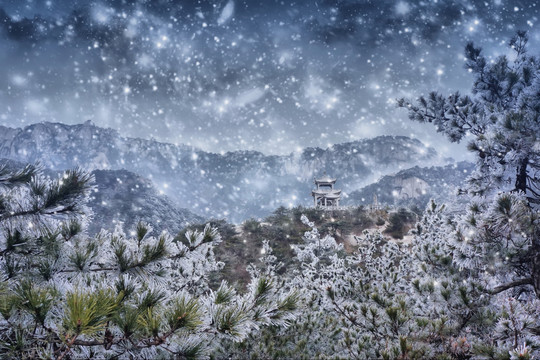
[0,121,450,222]
[88,169,204,235]
[346,162,475,209]
[0,158,203,235]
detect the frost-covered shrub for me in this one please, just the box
[398,31,540,358]
[0,165,299,359]
[228,32,540,359]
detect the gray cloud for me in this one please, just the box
[0,0,536,159]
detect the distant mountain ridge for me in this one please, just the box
[0,121,450,221]
[0,158,203,235]
[346,162,475,209]
[88,169,204,235]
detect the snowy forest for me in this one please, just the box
[1,1,540,359]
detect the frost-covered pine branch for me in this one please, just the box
[0,166,299,359]
[231,32,540,359]
[398,31,540,358]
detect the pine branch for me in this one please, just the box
[0,168,93,222]
[0,163,38,188]
[56,334,78,360]
[39,169,93,215]
[488,278,533,295]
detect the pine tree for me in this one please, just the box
[398,31,539,205]
[227,215,431,359]
[398,31,540,357]
[232,32,540,359]
[0,164,299,359]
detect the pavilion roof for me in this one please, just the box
[314,175,336,183]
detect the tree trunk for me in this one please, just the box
[532,226,540,299]
[531,244,540,299]
[515,157,528,193]
[516,157,540,298]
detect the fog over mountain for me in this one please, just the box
[0,121,469,222]
[347,161,475,209]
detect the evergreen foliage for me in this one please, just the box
[1,31,539,359]
[0,167,298,359]
[224,31,540,359]
[396,32,540,357]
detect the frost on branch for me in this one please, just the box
[0,166,298,359]
[285,215,427,358]
[398,31,540,204]
[294,214,342,266]
[398,31,540,358]
[231,32,540,359]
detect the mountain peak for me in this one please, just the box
[0,121,449,221]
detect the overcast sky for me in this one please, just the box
[1,0,538,159]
